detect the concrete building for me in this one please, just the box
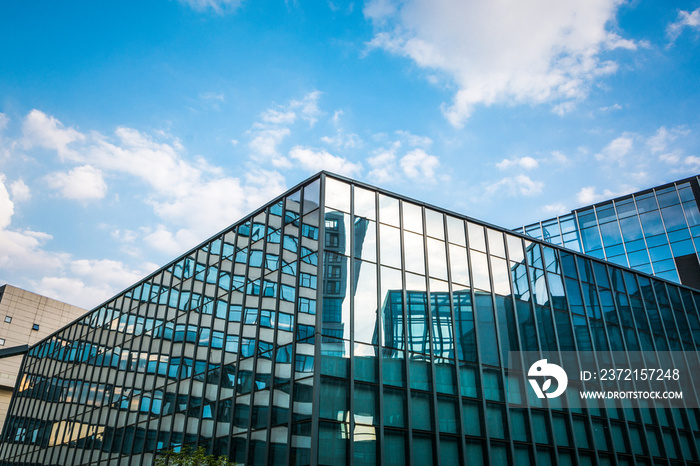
[0,285,85,430]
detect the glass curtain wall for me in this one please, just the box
[0,178,322,465]
[2,172,700,466]
[515,176,700,288]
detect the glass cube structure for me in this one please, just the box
[515,176,700,289]
[2,172,700,465]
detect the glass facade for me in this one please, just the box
[515,176,700,289]
[2,172,700,465]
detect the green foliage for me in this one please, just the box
[154,445,234,466]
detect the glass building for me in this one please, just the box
[2,172,700,465]
[514,176,700,289]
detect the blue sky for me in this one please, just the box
[1,0,700,308]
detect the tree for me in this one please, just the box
[154,445,234,466]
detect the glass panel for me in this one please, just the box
[410,391,433,431]
[449,244,470,286]
[468,223,486,252]
[379,224,401,269]
[383,430,407,466]
[471,251,491,292]
[354,260,378,344]
[380,266,404,351]
[487,229,506,257]
[446,216,466,246]
[425,209,445,239]
[402,201,423,234]
[506,234,525,263]
[353,383,378,426]
[427,237,448,280]
[378,195,400,227]
[354,219,376,263]
[403,231,425,274]
[353,186,376,220]
[475,292,498,366]
[325,177,351,213]
[490,257,511,296]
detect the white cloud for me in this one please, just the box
[646,126,689,154]
[247,91,324,166]
[496,156,539,170]
[0,174,66,278]
[200,92,225,102]
[399,148,439,181]
[9,179,30,202]
[13,110,291,251]
[45,165,107,201]
[321,132,363,149]
[290,91,324,126]
[0,113,8,132]
[595,135,633,164]
[543,203,568,215]
[21,109,86,159]
[289,146,362,177]
[143,225,200,256]
[32,256,155,309]
[485,174,544,197]
[576,185,635,205]
[248,128,292,167]
[395,130,432,148]
[367,147,399,184]
[177,0,243,14]
[667,7,700,42]
[550,150,569,164]
[261,109,297,125]
[364,0,634,126]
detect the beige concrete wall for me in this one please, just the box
[0,285,86,431]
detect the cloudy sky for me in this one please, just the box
[1,0,699,308]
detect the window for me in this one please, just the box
[4,316,10,323]
[0,338,5,346]
[32,324,40,331]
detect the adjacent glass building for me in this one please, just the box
[515,176,700,289]
[2,172,700,465]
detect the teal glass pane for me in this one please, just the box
[490,442,509,464]
[382,388,406,428]
[319,378,347,421]
[353,343,378,383]
[409,357,431,391]
[482,368,503,401]
[475,292,498,366]
[552,413,569,446]
[353,383,378,426]
[486,403,506,439]
[462,399,481,436]
[434,360,456,395]
[412,434,433,465]
[437,396,458,433]
[383,430,406,466]
[459,364,478,398]
[465,440,484,465]
[353,433,377,466]
[318,422,347,466]
[382,351,405,387]
[509,408,530,442]
[410,391,433,431]
[439,436,460,464]
[531,411,551,444]
[514,445,532,466]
